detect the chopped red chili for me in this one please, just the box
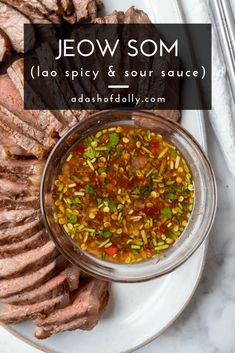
[104,246,119,256]
[75,145,85,154]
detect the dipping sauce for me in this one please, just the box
[52,126,194,263]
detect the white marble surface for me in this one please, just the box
[1,3,235,353]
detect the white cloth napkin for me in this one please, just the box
[179,0,235,177]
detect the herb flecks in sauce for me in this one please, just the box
[53,126,194,263]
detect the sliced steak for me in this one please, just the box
[0,2,35,52]
[0,230,48,259]
[0,75,57,149]
[35,316,97,339]
[64,266,80,291]
[94,10,125,24]
[0,144,30,159]
[0,176,39,197]
[0,255,65,298]
[0,131,31,159]
[0,121,47,160]
[0,195,40,210]
[0,0,47,21]
[0,208,38,228]
[8,59,66,136]
[0,169,42,186]
[36,1,62,23]
[1,265,79,305]
[0,240,58,279]
[0,103,52,148]
[0,218,43,245]
[72,0,99,22]
[0,159,44,176]
[38,0,61,13]
[0,28,11,62]
[40,0,73,14]
[2,273,69,305]
[35,278,110,338]
[60,0,74,15]
[123,6,150,24]
[95,0,103,10]
[0,292,70,324]
[0,0,60,23]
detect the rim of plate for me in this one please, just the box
[0,240,207,353]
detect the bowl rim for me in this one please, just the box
[40,109,217,282]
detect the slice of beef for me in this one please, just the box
[0,208,39,228]
[7,59,64,136]
[0,103,52,149]
[35,315,97,339]
[0,0,61,23]
[0,255,65,298]
[0,131,31,159]
[0,75,57,149]
[124,6,150,24]
[0,219,43,245]
[0,159,44,176]
[93,10,125,24]
[0,0,47,21]
[72,0,99,22]
[38,0,74,23]
[1,265,79,305]
[38,0,61,13]
[0,229,48,259]
[0,3,35,52]
[67,0,102,23]
[60,0,74,15]
[0,240,58,279]
[64,266,80,291]
[35,278,110,327]
[0,28,11,63]
[0,173,41,189]
[95,0,103,10]
[2,272,69,305]
[35,278,110,338]
[0,121,47,160]
[0,292,70,324]
[40,0,74,15]
[0,195,40,210]
[0,176,39,197]
[0,143,30,159]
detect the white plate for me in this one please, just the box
[1,1,208,352]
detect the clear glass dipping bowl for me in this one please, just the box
[40,110,217,282]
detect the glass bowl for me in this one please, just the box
[40,110,217,282]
